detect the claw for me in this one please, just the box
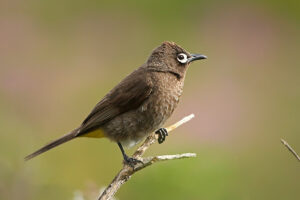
[124,155,143,168]
[155,128,168,144]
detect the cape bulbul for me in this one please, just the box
[25,41,206,165]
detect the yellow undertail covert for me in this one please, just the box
[80,129,106,138]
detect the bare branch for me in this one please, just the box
[281,138,300,162]
[98,114,196,200]
[135,153,197,171]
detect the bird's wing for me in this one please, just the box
[77,69,152,135]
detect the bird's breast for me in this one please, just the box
[139,72,184,129]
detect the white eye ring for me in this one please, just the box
[177,53,188,64]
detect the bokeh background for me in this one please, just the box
[1,0,299,199]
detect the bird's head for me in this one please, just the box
[146,41,206,79]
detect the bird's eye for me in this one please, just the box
[177,53,188,64]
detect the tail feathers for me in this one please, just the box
[25,129,78,161]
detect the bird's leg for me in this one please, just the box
[117,142,143,167]
[155,128,168,144]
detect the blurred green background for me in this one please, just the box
[1,0,299,199]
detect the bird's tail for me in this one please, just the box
[24,129,78,161]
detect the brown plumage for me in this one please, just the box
[25,41,206,163]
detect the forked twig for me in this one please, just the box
[98,114,196,200]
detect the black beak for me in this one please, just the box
[188,54,207,63]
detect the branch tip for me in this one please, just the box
[280,138,300,162]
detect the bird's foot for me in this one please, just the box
[123,154,143,168]
[118,142,143,168]
[155,128,168,144]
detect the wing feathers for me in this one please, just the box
[78,68,152,136]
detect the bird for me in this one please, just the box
[25,41,207,166]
